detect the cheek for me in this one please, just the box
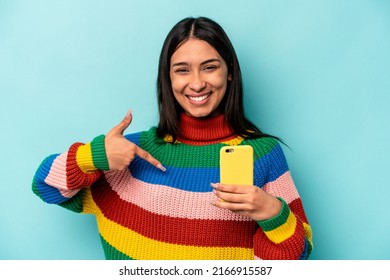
[214,79,228,93]
[170,75,186,93]
[212,71,229,89]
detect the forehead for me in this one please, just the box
[171,38,222,62]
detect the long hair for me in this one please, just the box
[156,16,279,142]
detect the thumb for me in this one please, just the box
[111,109,133,136]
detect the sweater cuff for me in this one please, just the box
[90,134,110,171]
[257,197,297,244]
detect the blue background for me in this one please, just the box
[1,0,389,260]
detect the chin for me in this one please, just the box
[187,110,213,118]
[185,106,223,118]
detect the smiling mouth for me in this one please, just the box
[186,93,211,102]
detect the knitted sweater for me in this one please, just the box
[32,114,313,260]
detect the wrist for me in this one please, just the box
[257,197,287,228]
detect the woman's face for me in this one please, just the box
[170,38,231,118]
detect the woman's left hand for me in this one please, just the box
[210,183,282,221]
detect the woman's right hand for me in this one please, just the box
[104,109,166,172]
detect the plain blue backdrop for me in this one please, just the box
[1,0,389,260]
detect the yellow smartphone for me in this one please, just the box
[220,145,254,185]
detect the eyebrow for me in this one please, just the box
[171,58,221,68]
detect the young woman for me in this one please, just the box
[32,17,313,259]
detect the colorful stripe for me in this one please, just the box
[130,128,279,168]
[253,143,289,185]
[222,136,244,146]
[90,135,109,170]
[299,239,310,260]
[128,137,286,193]
[76,143,95,173]
[86,189,254,260]
[66,142,102,190]
[105,168,251,221]
[45,153,68,191]
[304,223,313,248]
[262,171,299,204]
[32,154,70,204]
[90,179,257,247]
[129,158,219,192]
[263,210,297,244]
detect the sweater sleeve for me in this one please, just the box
[253,141,313,260]
[32,134,109,211]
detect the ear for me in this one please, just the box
[228,73,232,81]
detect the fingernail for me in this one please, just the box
[157,163,166,172]
[210,183,219,189]
[126,109,133,118]
[209,198,217,205]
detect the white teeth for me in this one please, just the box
[187,93,210,102]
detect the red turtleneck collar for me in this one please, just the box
[176,113,237,145]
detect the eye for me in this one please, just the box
[174,68,189,74]
[203,65,219,72]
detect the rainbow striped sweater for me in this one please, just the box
[32,114,313,260]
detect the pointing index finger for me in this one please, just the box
[135,145,166,172]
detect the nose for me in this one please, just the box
[188,72,206,92]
